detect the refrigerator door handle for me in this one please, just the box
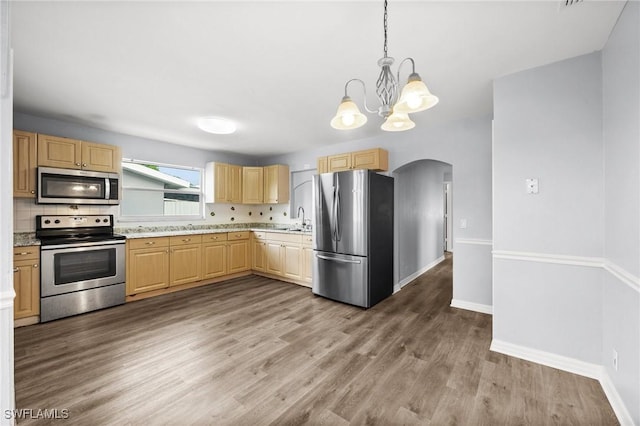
[316,254,362,264]
[335,175,341,241]
[331,185,337,241]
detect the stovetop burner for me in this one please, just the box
[36,215,123,246]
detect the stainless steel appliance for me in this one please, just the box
[37,215,126,322]
[38,167,120,205]
[312,170,394,308]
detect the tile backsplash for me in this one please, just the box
[13,198,299,232]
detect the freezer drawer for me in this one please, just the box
[312,251,369,308]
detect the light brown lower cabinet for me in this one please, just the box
[13,246,40,319]
[169,235,202,287]
[127,237,171,295]
[254,231,312,287]
[202,233,228,279]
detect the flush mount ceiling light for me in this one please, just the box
[330,0,439,132]
[197,117,236,135]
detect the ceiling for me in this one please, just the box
[10,1,626,156]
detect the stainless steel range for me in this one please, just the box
[36,215,126,322]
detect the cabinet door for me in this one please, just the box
[170,244,202,286]
[265,242,283,275]
[13,130,37,198]
[352,148,388,171]
[242,167,264,204]
[202,242,227,279]
[228,164,243,203]
[13,260,40,319]
[327,153,352,172]
[228,240,250,274]
[283,244,302,280]
[37,134,81,169]
[317,157,328,174]
[302,246,313,285]
[127,247,170,294]
[264,165,289,204]
[252,240,266,272]
[214,163,229,202]
[81,142,121,172]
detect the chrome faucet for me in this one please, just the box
[297,206,305,228]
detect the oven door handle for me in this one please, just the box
[40,239,126,251]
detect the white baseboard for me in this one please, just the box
[599,370,636,426]
[491,339,636,426]
[394,255,445,293]
[450,299,493,315]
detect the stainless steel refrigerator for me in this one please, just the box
[311,169,394,308]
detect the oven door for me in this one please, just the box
[40,240,125,297]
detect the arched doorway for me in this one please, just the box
[392,159,453,291]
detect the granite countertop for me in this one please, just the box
[13,224,311,247]
[120,225,311,239]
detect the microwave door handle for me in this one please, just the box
[105,178,111,199]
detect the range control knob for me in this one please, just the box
[103,219,109,223]
[95,219,101,223]
[54,219,60,224]
[44,219,51,224]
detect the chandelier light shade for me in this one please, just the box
[394,72,439,114]
[330,96,368,130]
[330,0,438,132]
[381,110,415,132]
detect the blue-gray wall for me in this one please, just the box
[602,2,640,424]
[494,3,640,421]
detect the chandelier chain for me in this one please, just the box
[383,0,388,58]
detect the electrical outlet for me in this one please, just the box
[612,348,618,371]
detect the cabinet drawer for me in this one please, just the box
[13,246,39,262]
[228,231,250,241]
[169,234,203,246]
[202,233,228,242]
[128,237,170,250]
[252,231,267,240]
[301,235,313,246]
[266,232,302,244]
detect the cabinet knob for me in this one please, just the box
[33,264,38,268]
[30,190,35,194]
[13,267,19,273]
[145,242,155,245]
[82,163,87,167]
[17,252,31,256]
[75,162,81,166]
[183,238,191,242]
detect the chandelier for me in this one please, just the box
[330,0,439,132]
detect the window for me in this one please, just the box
[120,159,204,220]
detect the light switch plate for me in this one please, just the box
[526,178,539,194]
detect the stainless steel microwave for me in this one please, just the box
[37,167,120,205]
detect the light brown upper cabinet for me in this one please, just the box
[263,164,289,204]
[205,162,243,203]
[242,166,264,204]
[38,134,121,173]
[317,148,388,173]
[13,130,37,198]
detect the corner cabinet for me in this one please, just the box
[13,247,40,320]
[317,148,388,173]
[13,130,38,198]
[37,133,121,173]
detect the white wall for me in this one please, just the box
[262,115,493,309]
[602,2,640,424]
[394,159,451,286]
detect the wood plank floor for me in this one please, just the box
[14,255,618,425]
